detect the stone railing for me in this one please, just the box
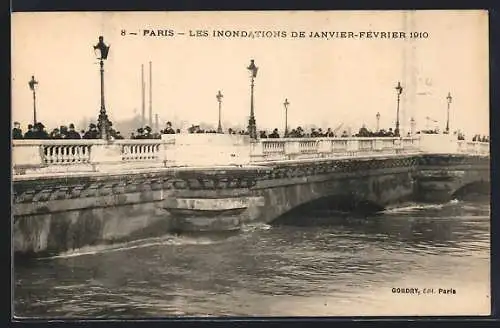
[118,139,165,161]
[11,134,250,176]
[417,133,490,156]
[456,140,490,155]
[12,139,174,176]
[250,136,421,162]
[41,140,93,164]
[12,134,489,176]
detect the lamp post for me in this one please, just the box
[446,92,452,134]
[28,75,38,126]
[283,98,290,137]
[410,117,416,136]
[394,81,403,137]
[376,112,380,132]
[93,35,111,140]
[216,90,223,133]
[247,59,258,139]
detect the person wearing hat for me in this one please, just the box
[269,128,280,138]
[12,122,23,139]
[50,128,62,139]
[134,127,144,139]
[59,125,69,139]
[24,124,35,139]
[114,131,124,139]
[143,126,152,139]
[34,122,49,139]
[66,123,81,139]
[162,121,175,134]
[83,123,99,139]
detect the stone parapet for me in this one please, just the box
[12,135,489,177]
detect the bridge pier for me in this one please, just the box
[164,196,265,232]
[414,155,490,203]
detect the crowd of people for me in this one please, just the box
[472,134,490,142]
[11,121,125,140]
[257,125,402,139]
[12,120,489,143]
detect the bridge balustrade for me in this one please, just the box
[457,140,490,155]
[262,140,286,154]
[255,136,421,161]
[42,142,92,164]
[299,140,318,154]
[118,140,164,161]
[11,135,489,176]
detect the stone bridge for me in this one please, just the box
[11,134,490,257]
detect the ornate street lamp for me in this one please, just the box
[216,90,223,133]
[28,75,38,126]
[283,98,290,137]
[446,92,452,134]
[247,59,258,139]
[394,81,403,137]
[376,111,380,132]
[93,35,111,140]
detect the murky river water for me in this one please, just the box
[14,200,490,318]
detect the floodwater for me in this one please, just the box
[14,199,491,318]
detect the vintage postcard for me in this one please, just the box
[11,10,490,318]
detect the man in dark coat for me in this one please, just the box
[12,122,23,139]
[162,121,176,134]
[83,123,99,139]
[66,123,81,139]
[34,122,50,139]
[143,126,153,139]
[24,124,35,139]
[134,128,145,139]
[60,126,69,139]
[269,128,280,138]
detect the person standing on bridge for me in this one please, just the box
[269,128,280,138]
[357,124,370,137]
[162,121,176,134]
[66,124,81,139]
[50,128,62,139]
[33,122,49,139]
[59,125,69,139]
[141,126,151,139]
[12,122,23,139]
[83,123,99,139]
[23,124,35,139]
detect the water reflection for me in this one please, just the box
[14,200,490,318]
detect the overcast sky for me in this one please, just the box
[12,10,489,136]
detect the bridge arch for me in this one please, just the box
[270,193,385,225]
[451,180,490,201]
[253,173,406,225]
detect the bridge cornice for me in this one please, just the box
[12,165,270,204]
[255,155,420,181]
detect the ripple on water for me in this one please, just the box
[14,200,490,318]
